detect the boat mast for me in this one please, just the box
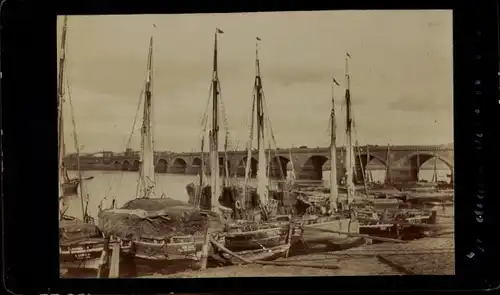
[254,37,269,206]
[432,158,438,184]
[344,53,355,206]
[288,148,296,183]
[210,28,223,212]
[330,78,340,212]
[385,144,392,185]
[139,36,156,198]
[366,145,373,183]
[57,16,68,203]
[243,87,256,206]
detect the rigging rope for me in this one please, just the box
[63,35,89,219]
[351,105,370,196]
[65,70,89,219]
[104,87,144,202]
[217,79,238,186]
[261,92,286,181]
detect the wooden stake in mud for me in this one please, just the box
[97,235,110,278]
[200,213,211,270]
[285,215,293,258]
[108,242,121,278]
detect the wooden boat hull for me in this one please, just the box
[60,248,103,270]
[63,179,79,196]
[131,233,225,262]
[224,226,288,252]
[133,242,199,261]
[212,244,290,265]
[59,219,109,270]
[406,192,454,203]
[300,218,360,246]
[359,224,399,241]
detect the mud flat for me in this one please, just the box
[141,235,455,278]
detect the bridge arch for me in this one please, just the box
[239,156,258,178]
[404,152,453,182]
[301,155,329,180]
[113,160,121,170]
[219,157,232,176]
[192,157,202,167]
[354,153,387,184]
[270,156,290,179]
[156,158,168,173]
[122,160,130,171]
[132,160,140,171]
[171,158,187,174]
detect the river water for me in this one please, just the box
[63,169,450,220]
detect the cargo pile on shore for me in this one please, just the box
[142,235,454,278]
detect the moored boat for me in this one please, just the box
[211,243,291,266]
[185,28,241,221]
[97,35,225,265]
[289,58,360,248]
[58,16,109,275]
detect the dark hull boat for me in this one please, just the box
[57,17,110,276]
[404,191,454,203]
[187,181,294,252]
[211,243,291,266]
[98,197,225,263]
[210,215,293,266]
[63,176,95,197]
[292,195,361,248]
[356,208,437,241]
[59,217,107,271]
[63,179,80,196]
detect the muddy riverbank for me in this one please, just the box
[141,235,454,278]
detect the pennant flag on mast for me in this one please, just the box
[217,28,224,34]
[333,78,340,86]
[346,52,351,59]
[256,37,261,41]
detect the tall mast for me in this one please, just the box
[288,148,296,183]
[58,16,68,202]
[210,28,223,212]
[254,37,269,206]
[139,36,155,198]
[330,78,340,212]
[344,53,355,205]
[432,158,438,184]
[366,145,372,183]
[385,144,392,184]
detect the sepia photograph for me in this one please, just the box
[58,10,454,278]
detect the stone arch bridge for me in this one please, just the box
[65,145,453,183]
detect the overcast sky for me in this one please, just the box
[58,10,453,153]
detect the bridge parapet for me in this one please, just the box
[64,144,454,183]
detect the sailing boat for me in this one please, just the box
[58,16,107,273]
[291,65,361,249]
[57,15,81,199]
[210,37,293,262]
[185,28,237,220]
[97,34,223,263]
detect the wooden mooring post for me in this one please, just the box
[97,235,110,278]
[285,215,293,258]
[199,213,211,270]
[108,242,121,278]
[97,235,121,278]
